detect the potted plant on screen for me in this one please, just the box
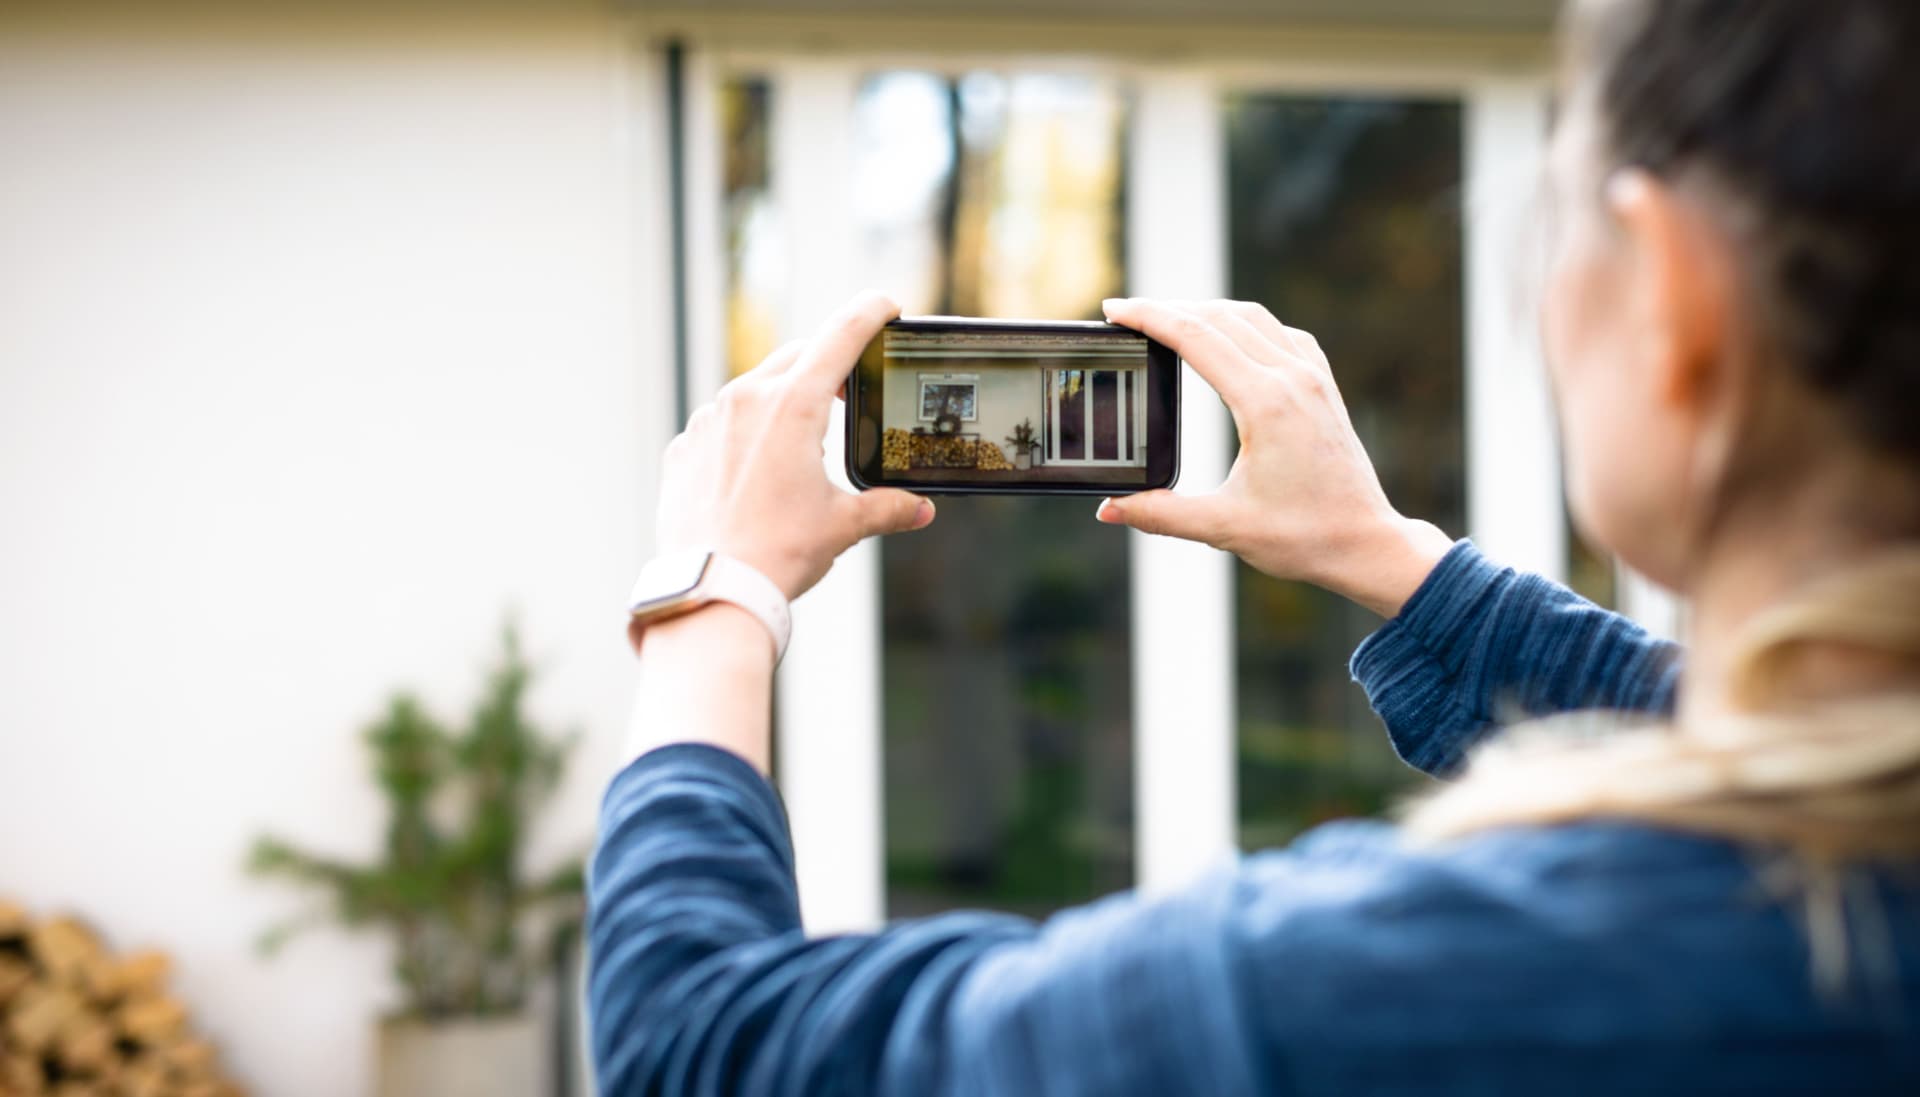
[1005,418,1041,470]
[248,626,584,1097]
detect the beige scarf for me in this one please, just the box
[1404,550,1920,858]
[1400,551,1920,989]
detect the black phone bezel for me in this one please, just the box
[844,317,1181,497]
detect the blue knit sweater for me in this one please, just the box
[587,541,1920,1095]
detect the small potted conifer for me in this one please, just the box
[1005,418,1041,470]
[248,627,584,1097]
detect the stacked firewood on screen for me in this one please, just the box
[0,900,246,1097]
[881,428,1015,471]
[881,427,914,471]
[971,441,1014,470]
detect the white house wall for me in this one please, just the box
[882,363,1042,453]
[0,8,662,1097]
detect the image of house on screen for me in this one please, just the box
[879,328,1150,481]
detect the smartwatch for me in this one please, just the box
[626,550,792,663]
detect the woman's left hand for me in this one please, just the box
[652,291,936,601]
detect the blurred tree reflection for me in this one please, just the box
[722,79,779,378]
[847,73,1133,917]
[884,495,1132,916]
[1228,96,1465,848]
[1567,508,1619,607]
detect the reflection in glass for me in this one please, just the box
[1056,369,1086,461]
[1091,372,1118,460]
[1228,96,1465,849]
[850,72,1133,917]
[1567,510,1618,608]
[721,78,779,378]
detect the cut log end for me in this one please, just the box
[0,901,247,1097]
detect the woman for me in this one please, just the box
[590,0,1920,1092]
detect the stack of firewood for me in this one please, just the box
[973,442,1014,470]
[880,427,1018,471]
[0,900,246,1097]
[881,428,913,471]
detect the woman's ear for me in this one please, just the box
[1606,167,1750,564]
[1604,169,1734,414]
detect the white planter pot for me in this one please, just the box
[1015,450,1032,470]
[377,1014,545,1097]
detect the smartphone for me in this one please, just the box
[844,316,1180,496]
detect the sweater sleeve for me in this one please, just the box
[587,743,1268,1097]
[1348,540,1683,777]
[585,743,1831,1096]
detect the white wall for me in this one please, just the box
[882,364,1040,444]
[0,7,663,1096]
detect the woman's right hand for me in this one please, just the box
[1096,298,1454,618]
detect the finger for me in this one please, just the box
[791,291,900,398]
[1181,300,1287,367]
[849,488,935,538]
[1182,299,1330,379]
[1271,321,1330,377]
[1185,300,1336,392]
[1095,490,1231,546]
[683,402,716,435]
[709,341,804,418]
[1102,297,1258,405]
[741,338,808,382]
[1219,300,1311,360]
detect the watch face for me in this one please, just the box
[629,552,713,615]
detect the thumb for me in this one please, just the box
[851,488,936,538]
[1095,491,1228,545]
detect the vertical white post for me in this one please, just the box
[1127,72,1237,894]
[1083,376,1094,455]
[768,62,886,933]
[1465,80,1564,581]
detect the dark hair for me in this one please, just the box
[1576,0,1920,465]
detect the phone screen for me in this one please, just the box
[846,318,1180,495]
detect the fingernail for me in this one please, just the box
[914,499,936,528]
[1095,498,1118,523]
[1101,297,1128,313]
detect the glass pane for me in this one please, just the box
[1567,510,1618,607]
[1228,95,1465,850]
[1057,369,1085,461]
[1091,372,1119,460]
[851,72,1133,917]
[721,78,779,379]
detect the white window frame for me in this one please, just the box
[1041,366,1146,468]
[916,373,980,423]
[1126,70,1236,895]
[666,34,1585,930]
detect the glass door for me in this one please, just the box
[1044,366,1144,467]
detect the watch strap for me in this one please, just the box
[697,552,792,663]
[628,551,792,663]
